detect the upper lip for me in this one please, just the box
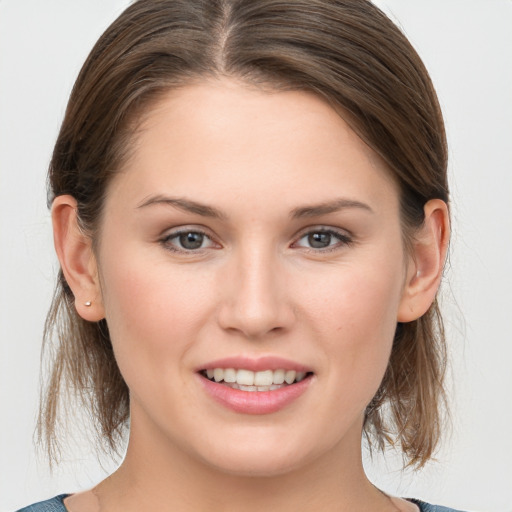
[197,355,312,373]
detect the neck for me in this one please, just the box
[93,412,398,512]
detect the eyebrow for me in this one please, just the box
[290,198,374,218]
[136,195,373,220]
[136,195,227,220]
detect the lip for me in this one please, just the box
[197,355,312,373]
[198,372,313,415]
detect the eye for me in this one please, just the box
[161,229,217,252]
[293,228,352,251]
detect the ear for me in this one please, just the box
[397,199,450,322]
[52,195,105,321]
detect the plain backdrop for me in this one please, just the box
[1,1,511,511]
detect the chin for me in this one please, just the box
[191,432,323,478]
[204,452,307,478]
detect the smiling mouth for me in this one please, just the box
[200,368,313,392]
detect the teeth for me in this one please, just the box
[203,368,308,387]
[273,369,285,384]
[236,369,254,386]
[230,383,287,392]
[223,368,236,383]
[254,370,273,386]
[284,370,296,384]
[232,384,257,391]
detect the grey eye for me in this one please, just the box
[178,232,205,250]
[307,232,333,249]
[295,229,352,251]
[161,227,218,254]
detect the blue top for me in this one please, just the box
[15,495,467,511]
[15,495,69,512]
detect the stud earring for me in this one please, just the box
[84,301,92,307]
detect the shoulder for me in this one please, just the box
[14,495,69,512]
[410,499,468,512]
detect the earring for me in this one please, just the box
[84,301,92,307]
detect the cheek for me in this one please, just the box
[97,251,217,386]
[306,256,403,338]
[302,256,404,399]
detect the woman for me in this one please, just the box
[17,0,459,510]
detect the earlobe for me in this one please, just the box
[397,199,450,323]
[52,195,105,322]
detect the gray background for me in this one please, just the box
[1,1,511,511]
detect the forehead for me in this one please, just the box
[110,79,399,217]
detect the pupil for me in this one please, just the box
[179,232,203,249]
[308,232,331,248]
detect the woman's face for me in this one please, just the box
[95,79,412,476]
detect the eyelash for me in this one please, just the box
[292,228,353,253]
[160,228,216,254]
[159,227,353,254]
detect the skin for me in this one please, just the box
[53,79,449,512]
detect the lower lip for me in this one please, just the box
[198,374,313,415]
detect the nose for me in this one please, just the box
[217,246,296,339]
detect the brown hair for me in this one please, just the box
[40,0,449,468]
